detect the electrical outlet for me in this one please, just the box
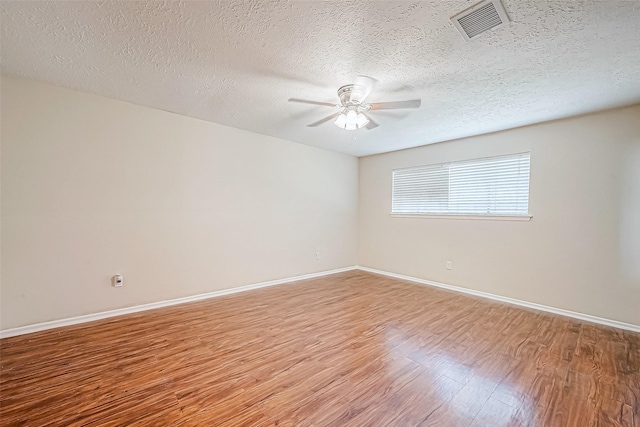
[316,251,321,261]
[446,261,453,270]
[112,275,124,287]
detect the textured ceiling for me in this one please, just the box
[1,1,639,157]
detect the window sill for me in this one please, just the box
[389,213,532,221]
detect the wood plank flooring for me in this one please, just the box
[1,270,639,426]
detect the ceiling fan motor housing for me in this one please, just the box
[338,84,368,106]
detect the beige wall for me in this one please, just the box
[1,75,358,330]
[3,74,639,331]
[359,105,640,326]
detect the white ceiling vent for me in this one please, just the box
[451,0,510,41]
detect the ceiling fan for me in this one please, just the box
[288,76,421,130]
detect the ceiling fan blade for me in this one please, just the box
[370,99,421,110]
[288,98,336,107]
[352,75,378,103]
[365,116,379,130]
[307,112,340,127]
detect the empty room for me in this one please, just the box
[1,0,639,426]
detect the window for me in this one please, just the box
[392,153,530,218]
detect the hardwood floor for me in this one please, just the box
[1,270,638,426]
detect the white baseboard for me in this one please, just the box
[4,265,638,338]
[0,266,358,339]
[356,266,640,333]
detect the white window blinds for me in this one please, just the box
[392,153,530,216]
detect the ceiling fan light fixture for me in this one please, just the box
[334,113,347,128]
[335,108,368,130]
[356,113,369,128]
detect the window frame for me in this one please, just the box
[390,152,532,221]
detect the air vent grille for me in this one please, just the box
[451,0,510,41]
